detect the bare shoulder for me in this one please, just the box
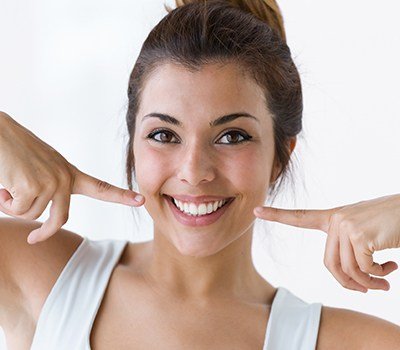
[316,305,400,350]
[0,217,84,331]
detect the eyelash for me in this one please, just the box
[146,128,253,145]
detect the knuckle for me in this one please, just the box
[51,215,69,229]
[8,186,18,197]
[330,261,341,271]
[366,275,374,284]
[56,165,72,184]
[350,231,365,244]
[96,180,112,193]
[341,277,353,289]
[38,169,59,189]
[13,182,40,197]
[375,263,384,274]
[45,175,59,189]
[60,212,69,225]
[67,163,80,180]
[271,207,279,217]
[50,182,60,195]
[331,211,346,225]
[31,211,43,220]
[294,209,307,217]
[359,263,371,274]
[342,265,355,275]
[338,218,355,233]
[11,207,29,216]
[359,266,368,274]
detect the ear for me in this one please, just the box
[288,137,297,154]
[269,137,297,184]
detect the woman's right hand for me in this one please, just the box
[0,112,145,245]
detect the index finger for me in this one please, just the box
[254,207,333,232]
[72,169,144,206]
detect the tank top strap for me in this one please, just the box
[263,287,322,350]
[30,237,128,350]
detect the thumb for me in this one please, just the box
[72,168,144,206]
[254,206,330,231]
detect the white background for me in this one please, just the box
[1,0,400,348]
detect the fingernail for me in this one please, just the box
[254,207,263,214]
[134,194,144,202]
[27,234,37,244]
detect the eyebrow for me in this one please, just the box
[141,112,259,127]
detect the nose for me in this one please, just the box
[176,141,216,186]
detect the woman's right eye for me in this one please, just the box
[146,129,179,143]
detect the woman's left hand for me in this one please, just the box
[253,194,400,293]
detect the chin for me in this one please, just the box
[168,230,230,258]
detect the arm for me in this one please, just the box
[0,217,83,332]
[317,306,400,349]
[0,111,144,245]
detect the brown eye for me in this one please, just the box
[147,129,252,145]
[157,132,171,142]
[217,130,252,144]
[147,129,179,143]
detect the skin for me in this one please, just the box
[1,61,399,349]
[132,61,295,302]
[255,195,399,293]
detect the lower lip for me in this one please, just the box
[165,196,234,227]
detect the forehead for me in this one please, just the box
[138,62,268,121]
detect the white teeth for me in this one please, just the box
[172,197,228,216]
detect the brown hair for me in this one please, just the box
[125,0,302,203]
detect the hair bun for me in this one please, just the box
[168,0,286,43]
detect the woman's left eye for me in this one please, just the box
[146,129,252,145]
[217,130,252,144]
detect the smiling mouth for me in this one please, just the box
[164,195,234,215]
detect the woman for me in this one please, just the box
[0,0,399,349]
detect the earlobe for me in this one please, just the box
[269,137,297,185]
[289,137,297,154]
[269,160,281,185]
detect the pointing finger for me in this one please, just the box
[254,206,331,231]
[72,169,144,206]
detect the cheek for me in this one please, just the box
[134,140,273,200]
[134,144,172,195]
[228,147,273,208]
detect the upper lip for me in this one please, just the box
[165,194,234,204]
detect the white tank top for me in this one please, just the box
[30,237,322,350]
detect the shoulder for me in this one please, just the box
[316,305,400,350]
[0,217,84,330]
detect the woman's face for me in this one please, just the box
[133,62,278,257]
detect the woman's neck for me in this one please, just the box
[137,226,276,305]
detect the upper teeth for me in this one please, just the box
[172,198,228,216]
